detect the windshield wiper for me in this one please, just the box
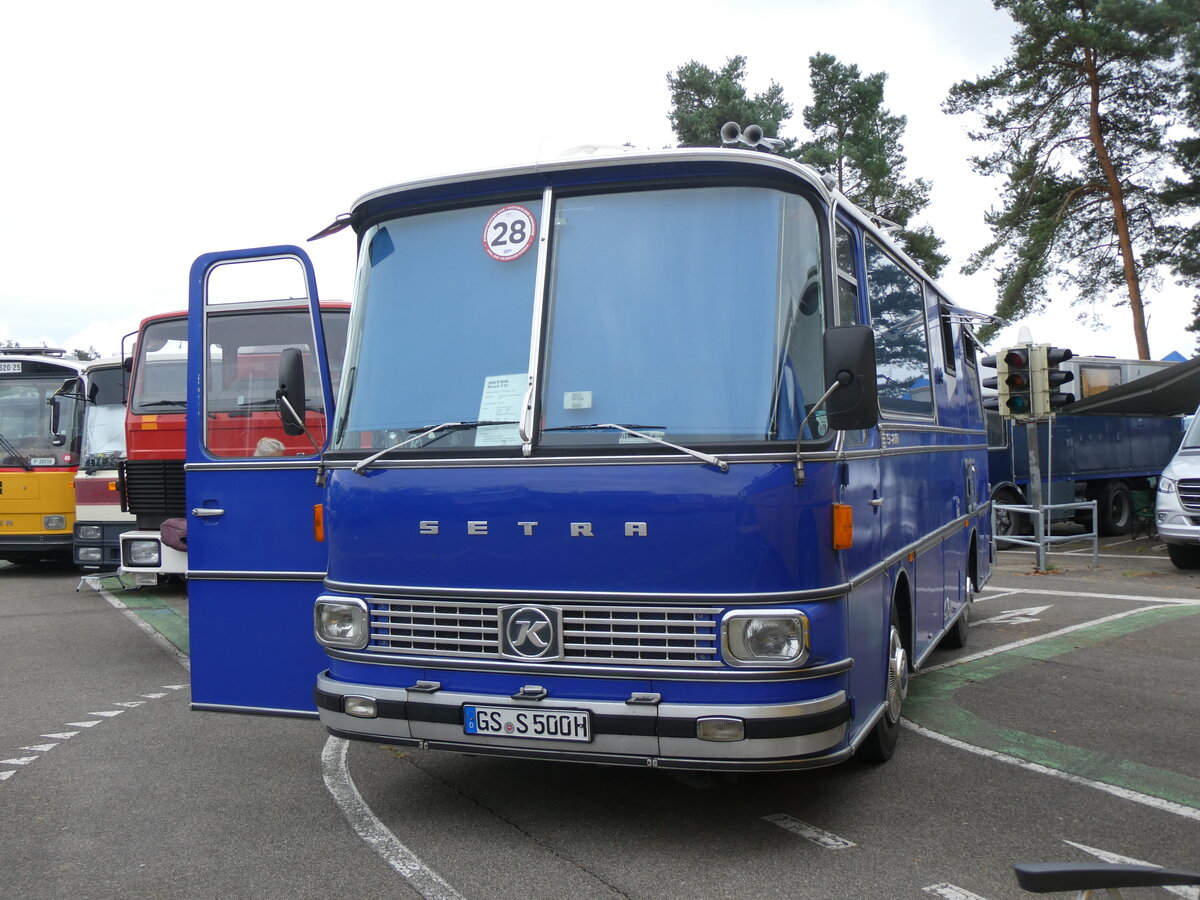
[352,421,519,475]
[137,400,187,408]
[0,430,32,471]
[543,423,729,472]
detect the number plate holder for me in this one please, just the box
[463,704,591,743]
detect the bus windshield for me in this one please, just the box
[333,185,827,453]
[0,363,83,467]
[81,364,127,466]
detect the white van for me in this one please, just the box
[1156,408,1200,567]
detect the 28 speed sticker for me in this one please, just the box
[483,205,536,262]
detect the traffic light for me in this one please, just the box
[1001,346,1033,418]
[981,345,1034,418]
[1041,345,1075,414]
[981,352,1005,413]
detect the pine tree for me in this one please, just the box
[799,53,948,278]
[945,0,1196,355]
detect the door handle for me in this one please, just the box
[870,498,884,507]
[191,508,225,518]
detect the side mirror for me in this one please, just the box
[277,347,307,436]
[823,325,879,431]
[48,395,66,445]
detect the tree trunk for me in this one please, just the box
[1084,49,1151,359]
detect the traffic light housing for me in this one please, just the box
[981,353,1005,413]
[1036,345,1075,415]
[981,345,1034,418]
[1001,346,1033,418]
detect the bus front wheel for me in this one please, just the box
[856,602,908,763]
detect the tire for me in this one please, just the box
[1166,543,1200,569]
[856,601,908,763]
[1096,480,1133,536]
[993,487,1026,549]
[940,588,970,650]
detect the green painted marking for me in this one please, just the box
[907,604,1200,809]
[133,606,190,655]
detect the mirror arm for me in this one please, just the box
[794,373,850,487]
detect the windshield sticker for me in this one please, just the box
[563,391,592,410]
[476,373,526,446]
[483,205,536,262]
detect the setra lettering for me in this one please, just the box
[416,520,649,536]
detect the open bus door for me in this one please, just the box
[185,246,335,715]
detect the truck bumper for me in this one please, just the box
[315,671,853,772]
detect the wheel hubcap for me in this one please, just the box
[885,626,908,723]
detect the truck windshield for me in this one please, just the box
[333,185,827,454]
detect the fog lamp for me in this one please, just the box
[722,610,809,666]
[696,717,744,742]
[315,597,369,649]
[343,696,377,718]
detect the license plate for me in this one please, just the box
[463,705,591,743]
[0,362,20,373]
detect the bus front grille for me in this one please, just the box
[1177,479,1200,512]
[367,599,722,666]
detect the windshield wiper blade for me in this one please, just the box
[0,430,33,471]
[543,423,728,472]
[352,421,519,475]
[138,400,187,408]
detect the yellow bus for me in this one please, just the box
[0,348,87,564]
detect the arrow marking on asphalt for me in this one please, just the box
[975,605,1051,625]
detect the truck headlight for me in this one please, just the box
[79,548,103,562]
[78,524,103,540]
[1158,477,1176,494]
[722,610,809,666]
[124,538,161,567]
[315,597,370,649]
[43,515,67,530]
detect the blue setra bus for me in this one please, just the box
[184,140,992,770]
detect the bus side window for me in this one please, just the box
[865,239,935,418]
[835,225,860,326]
[936,298,957,375]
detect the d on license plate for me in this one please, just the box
[464,705,591,743]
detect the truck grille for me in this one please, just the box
[367,599,722,667]
[1177,479,1200,512]
[120,459,187,517]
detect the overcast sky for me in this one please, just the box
[1,0,1193,361]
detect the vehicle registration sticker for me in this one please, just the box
[463,704,591,743]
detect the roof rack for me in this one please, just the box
[0,347,67,357]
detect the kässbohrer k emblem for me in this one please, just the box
[499,605,564,660]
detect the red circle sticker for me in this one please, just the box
[483,205,536,262]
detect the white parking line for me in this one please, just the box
[921,604,1182,673]
[901,721,1200,823]
[762,813,856,849]
[923,884,990,900]
[321,737,464,900]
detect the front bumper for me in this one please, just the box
[315,671,852,771]
[1155,493,1200,545]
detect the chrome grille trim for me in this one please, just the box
[1178,479,1200,512]
[367,599,722,666]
